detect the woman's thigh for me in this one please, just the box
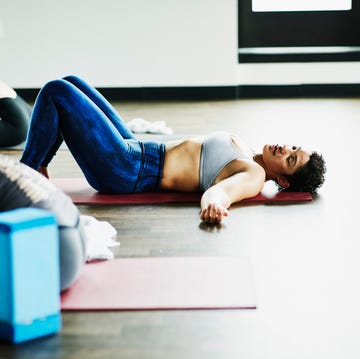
[63,75,135,140]
[24,79,142,192]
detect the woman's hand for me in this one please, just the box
[199,203,229,223]
[199,165,264,224]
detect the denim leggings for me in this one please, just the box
[20,76,165,193]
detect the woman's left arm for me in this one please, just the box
[200,167,265,223]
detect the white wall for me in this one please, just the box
[0,0,238,88]
[1,0,360,89]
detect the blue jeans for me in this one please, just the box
[20,76,165,193]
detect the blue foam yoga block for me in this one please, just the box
[0,208,61,343]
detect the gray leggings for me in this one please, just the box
[33,194,87,292]
[57,219,87,291]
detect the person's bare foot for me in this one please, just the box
[38,166,50,179]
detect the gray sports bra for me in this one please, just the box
[199,132,253,191]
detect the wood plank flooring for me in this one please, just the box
[1,98,360,359]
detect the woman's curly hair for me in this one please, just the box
[278,152,326,194]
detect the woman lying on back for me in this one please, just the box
[20,76,326,223]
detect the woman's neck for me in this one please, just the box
[253,153,273,181]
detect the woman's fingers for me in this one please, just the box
[200,203,229,223]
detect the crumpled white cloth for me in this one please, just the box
[80,215,120,262]
[126,118,173,135]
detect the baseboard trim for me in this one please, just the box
[16,83,360,102]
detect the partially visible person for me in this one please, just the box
[0,80,31,147]
[0,154,86,291]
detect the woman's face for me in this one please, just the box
[262,144,311,179]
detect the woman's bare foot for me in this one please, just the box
[38,166,50,179]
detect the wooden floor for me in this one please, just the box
[1,97,360,359]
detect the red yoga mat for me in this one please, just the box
[53,178,312,205]
[61,257,256,311]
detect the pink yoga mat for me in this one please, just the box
[61,257,256,311]
[53,178,312,204]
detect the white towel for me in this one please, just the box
[126,118,173,135]
[80,215,120,262]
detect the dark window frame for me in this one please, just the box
[238,0,360,62]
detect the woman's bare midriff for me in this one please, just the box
[160,136,203,192]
